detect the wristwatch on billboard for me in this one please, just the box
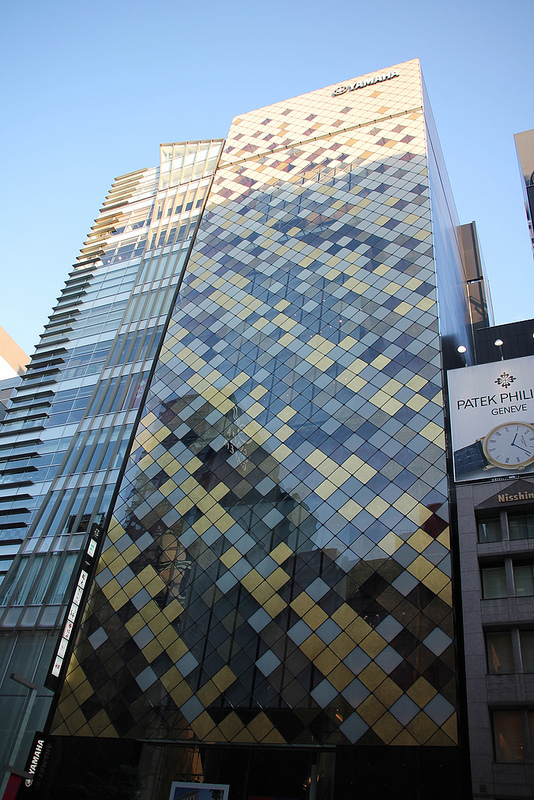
[454,422,534,476]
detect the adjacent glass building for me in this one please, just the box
[0,139,224,784]
[0,60,491,798]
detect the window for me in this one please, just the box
[481,561,534,599]
[485,629,534,674]
[509,511,534,541]
[478,516,501,543]
[477,509,534,544]
[492,711,525,763]
[486,632,514,674]
[481,565,507,599]
[514,563,534,596]
[521,631,534,672]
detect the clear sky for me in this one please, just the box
[1,0,532,357]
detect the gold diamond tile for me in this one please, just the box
[302,605,328,630]
[328,662,354,692]
[359,630,388,658]
[219,712,246,739]
[290,591,315,616]
[406,677,437,706]
[358,662,387,691]
[330,631,357,660]
[406,711,438,743]
[374,677,403,708]
[142,639,164,662]
[357,695,388,726]
[300,633,328,661]
[372,711,404,744]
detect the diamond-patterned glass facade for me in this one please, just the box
[52,60,468,750]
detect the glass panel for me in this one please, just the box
[0,633,16,686]
[0,559,28,607]
[481,566,507,599]
[520,631,534,673]
[514,564,534,597]
[48,553,78,605]
[0,695,25,770]
[0,633,45,691]
[493,711,524,762]
[10,555,44,606]
[477,516,502,543]
[486,632,514,674]
[29,554,60,604]
[509,512,534,541]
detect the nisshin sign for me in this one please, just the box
[448,355,534,483]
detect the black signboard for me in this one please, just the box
[44,523,102,692]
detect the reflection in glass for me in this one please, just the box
[486,632,514,674]
[492,711,524,762]
[477,517,501,543]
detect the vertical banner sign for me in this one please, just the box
[44,523,102,691]
[448,355,534,483]
[17,732,53,796]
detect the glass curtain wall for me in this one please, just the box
[0,139,223,774]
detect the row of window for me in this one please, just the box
[478,510,534,544]
[486,630,534,674]
[481,561,534,599]
[0,551,79,606]
[478,507,534,766]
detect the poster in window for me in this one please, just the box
[169,783,229,800]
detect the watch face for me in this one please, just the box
[483,422,534,469]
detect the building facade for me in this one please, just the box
[450,337,534,800]
[514,129,534,260]
[1,60,492,799]
[0,139,224,787]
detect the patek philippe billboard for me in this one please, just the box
[448,355,534,483]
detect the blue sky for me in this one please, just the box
[1,0,532,356]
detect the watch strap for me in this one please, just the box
[454,440,488,475]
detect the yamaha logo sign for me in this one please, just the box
[332,70,399,97]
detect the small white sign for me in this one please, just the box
[57,638,69,658]
[78,569,89,589]
[63,620,74,641]
[51,655,63,677]
[68,602,79,623]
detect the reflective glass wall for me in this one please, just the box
[53,61,469,768]
[0,139,223,773]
